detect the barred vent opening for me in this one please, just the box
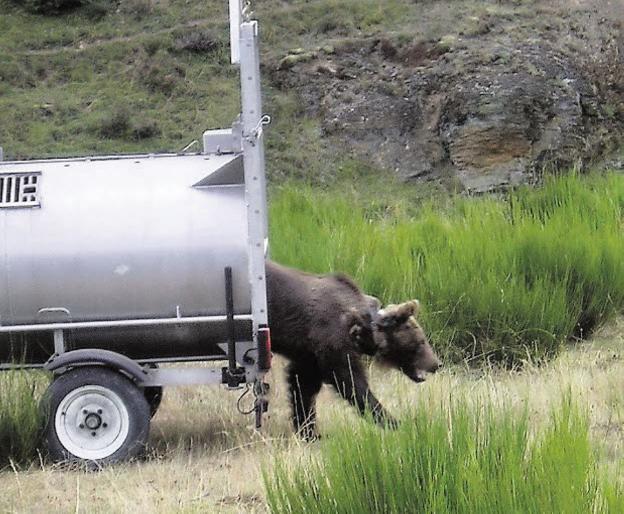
[0,173,41,208]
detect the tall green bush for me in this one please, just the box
[13,0,81,14]
[265,394,624,513]
[12,0,111,16]
[270,173,624,365]
[0,371,47,467]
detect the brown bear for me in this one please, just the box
[266,260,441,440]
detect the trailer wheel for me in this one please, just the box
[42,366,150,467]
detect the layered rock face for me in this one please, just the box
[270,2,623,191]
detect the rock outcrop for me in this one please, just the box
[270,2,623,191]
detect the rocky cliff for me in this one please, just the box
[270,1,623,191]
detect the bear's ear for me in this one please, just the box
[377,300,420,328]
[407,299,421,317]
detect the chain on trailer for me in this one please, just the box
[237,379,269,415]
[235,339,270,426]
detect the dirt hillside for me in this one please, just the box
[269,0,623,190]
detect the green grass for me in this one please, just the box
[0,370,48,467]
[264,392,624,513]
[0,0,408,164]
[270,172,624,365]
[0,0,473,177]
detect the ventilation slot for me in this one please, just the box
[0,173,41,208]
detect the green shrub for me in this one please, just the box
[118,0,153,20]
[0,371,48,467]
[13,0,110,15]
[131,119,161,141]
[97,108,132,139]
[265,393,624,513]
[270,173,624,365]
[173,30,222,54]
[132,51,185,95]
[13,0,80,14]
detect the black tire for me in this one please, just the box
[41,366,151,468]
[143,386,163,418]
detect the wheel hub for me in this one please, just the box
[84,412,103,430]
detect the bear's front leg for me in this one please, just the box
[328,354,398,429]
[286,360,323,441]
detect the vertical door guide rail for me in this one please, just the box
[240,22,269,343]
[239,21,271,427]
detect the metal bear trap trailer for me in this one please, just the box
[0,0,271,465]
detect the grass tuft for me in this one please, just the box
[0,370,48,467]
[264,392,624,513]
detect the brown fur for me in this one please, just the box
[266,260,440,440]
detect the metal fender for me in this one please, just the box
[44,349,149,383]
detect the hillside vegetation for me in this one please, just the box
[0,0,409,177]
[1,0,622,188]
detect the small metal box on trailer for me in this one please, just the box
[0,1,272,466]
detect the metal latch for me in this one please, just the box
[222,366,247,388]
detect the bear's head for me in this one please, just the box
[348,299,441,383]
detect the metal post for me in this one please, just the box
[224,266,237,377]
[53,329,65,354]
[240,21,269,339]
[229,0,243,64]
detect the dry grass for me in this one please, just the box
[0,324,622,513]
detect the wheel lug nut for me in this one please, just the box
[97,409,103,415]
[102,423,108,428]
[79,424,85,429]
[82,409,88,414]
[91,432,97,437]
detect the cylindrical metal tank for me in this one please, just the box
[0,153,252,363]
